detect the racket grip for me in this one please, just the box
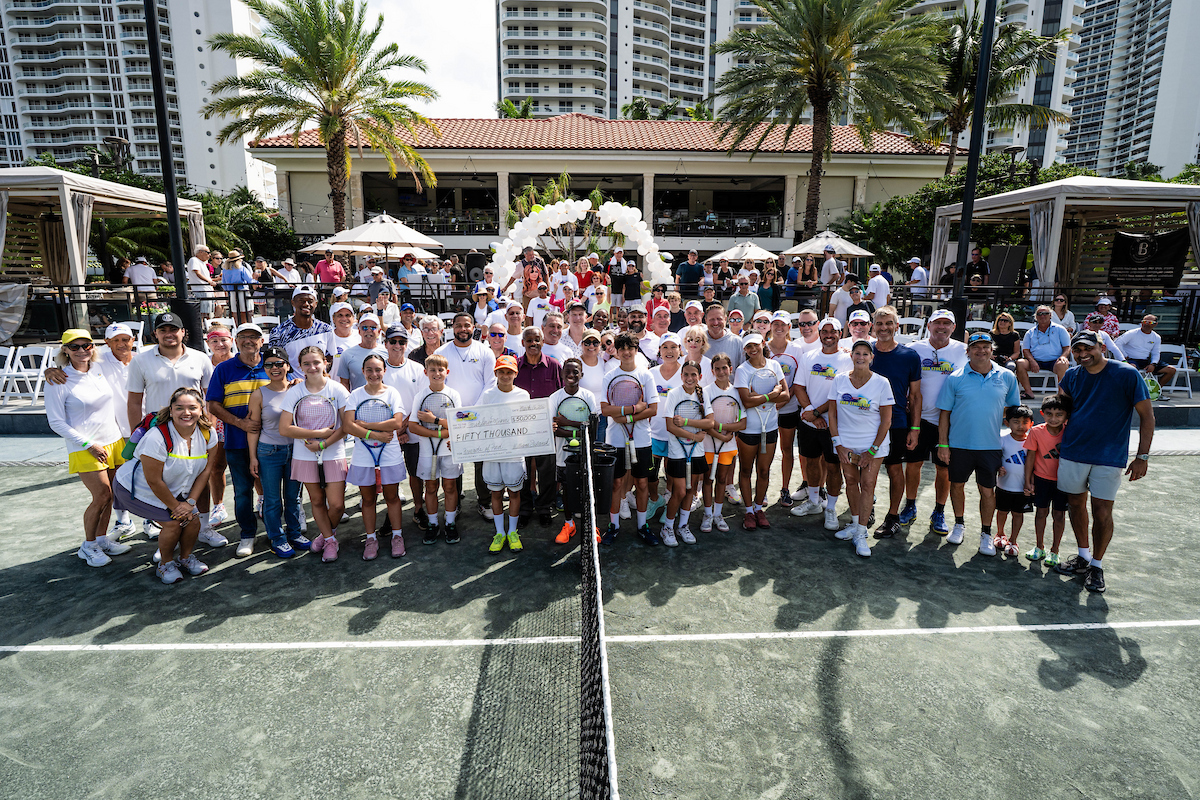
[709,446,719,480]
[628,439,637,465]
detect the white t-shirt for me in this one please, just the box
[797,347,853,429]
[381,357,426,417]
[45,365,121,453]
[187,256,212,296]
[768,341,808,415]
[702,383,741,454]
[579,359,608,400]
[550,271,579,301]
[126,263,157,291]
[409,384,463,459]
[908,339,968,425]
[820,257,842,285]
[96,354,133,437]
[116,422,217,508]
[345,385,405,469]
[662,385,707,460]
[829,288,853,325]
[542,341,574,366]
[528,296,554,329]
[549,386,599,467]
[909,266,929,297]
[281,379,350,463]
[275,266,301,286]
[126,346,213,418]
[830,371,895,453]
[636,332,660,362]
[471,303,492,327]
[435,340,496,407]
[330,331,360,378]
[602,366,659,449]
[734,359,786,434]
[866,274,890,307]
[998,431,1028,493]
[649,364,683,441]
[476,385,532,464]
[1115,328,1161,363]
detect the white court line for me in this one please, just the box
[2,618,1199,654]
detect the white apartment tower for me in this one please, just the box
[1063,0,1200,177]
[0,0,276,203]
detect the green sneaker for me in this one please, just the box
[507,530,523,551]
[1025,546,1045,562]
[1044,551,1061,567]
[489,532,507,553]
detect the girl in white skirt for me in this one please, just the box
[341,353,407,561]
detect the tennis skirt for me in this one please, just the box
[291,457,349,484]
[68,439,126,474]
[346,463,406,487]
[111,479,173,523]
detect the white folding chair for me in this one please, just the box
[1158,344,1193,399]
[964,321,991,332]
[1,345,53,405]
[1013,321,1034,333]
[1028,370,1059,394]
[253,315,281,331]
[0,346,17,396]
[898,316,925,339]
[1119,322,1140,333]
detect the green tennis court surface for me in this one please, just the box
[1,457,1198,799]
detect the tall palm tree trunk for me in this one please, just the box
[944,127,964,175]
[803,101,830,240]
[327,128,349,232]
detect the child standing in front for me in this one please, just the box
[478,355,530,553]
[994,405,1034,557]
[408,354,463,545]
[1022,394,1072,566]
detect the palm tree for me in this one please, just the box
[713,0,944,239]
[203,0,440,232]
[655,99,680,120]
[686,103,714,121]
[496,97,536,119]
[929,1,1071,175]
[620,97,652,120]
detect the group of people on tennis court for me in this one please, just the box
[45,278,1154,594]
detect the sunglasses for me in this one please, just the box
[849,321,870,327]
[360,325,378,332]
[264,361,287,369]
[798,320,816,327]
[65,341,93,351]
[583,339,601,346]
[1055,298,1067,302]
[488,331,506,338]
[386,338,407,345]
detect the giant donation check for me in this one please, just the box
[445,398,557,464]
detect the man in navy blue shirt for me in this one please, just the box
[869,307,922,539]
[675,249,704,297]
[1053,331,1154,593]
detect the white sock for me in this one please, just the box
[826,494,838,511]
[115,509,131,524]
[610,512,620,526]
[1079,546,1091,562]
[807,487,820,504]
[636,510,647,526]
[663,515,675,528]
[1091,557,1103,568]
[851,515,859,525]
[200,511,211,529]
[366,533,377,540]
[446,510,457,524]
[704,505,713,517]
[509,515,520,533]
[679,510,691,527]
[714,502,723,517]
[494,516,506,536]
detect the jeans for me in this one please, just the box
[223,448,260,540]
[253,443,303,545]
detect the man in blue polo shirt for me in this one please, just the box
[1053,330,1154,594]
[1021,305,1070,384]
[936,332,1020,554]
[869,306,922,539]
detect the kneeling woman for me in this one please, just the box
[113,388,217,584]
[827,341,894,559]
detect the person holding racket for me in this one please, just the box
[662,360,713,545]
[791,318,853,530]
[643,332,683,524]
[478,355,531,553]
[341,354,406,560]
[733,333,787,530]
[278,345,349,563]
[380,324,429,536]
[246,346,307,558]
[701,353,745,533]
[600,332,659,545]
[766,310,807,509]
[828,340,895,558]
[408,354,463,545]
[550,357,599,544]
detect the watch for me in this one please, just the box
[186,498,197,507]
[1135,453,1150,462]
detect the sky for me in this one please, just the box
[372,0,499,119]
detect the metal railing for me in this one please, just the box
[653,211,783,238]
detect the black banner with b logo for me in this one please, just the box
[1108,227,1192,287]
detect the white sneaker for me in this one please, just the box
[110,519,136,540]
[619,497,631,520]
[197,527,228,547]
[77,540,111,567]
[823,506,840,531]
[979,532,997,556]
[726,486,742,505]
[143,519,161,540]
[852,528,871,557]
[948,523,965,545]
[700,511,713,533]
[477,504,494,520]
[835,523,857,541]
[691,493,703,512]
[156,560,182,584]
[340,512,351,524]
[790,499,822,517]
[714,514,729,532]
[660,523,678,547]
[625,489,636,506]
[235,537,254,558]
[678,525,696,545]
[95,534,131,556]
[209,503,229,526]
[152,543,180,565]
[177,553,209,576]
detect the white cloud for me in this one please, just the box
[369,0,498,119]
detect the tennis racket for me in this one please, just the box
[607,374,644,466]
[771,351,799,402]
[355,397,393,487]
[709,395,742,480]
[557,395,592,441]
[673,397,704,485]
[295,393,337,486]
[421,391,454,480]
[750,366,779,445]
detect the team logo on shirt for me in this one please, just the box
[921,358,954,374]
[656,384,668,395]
[455,411,478,421]
[810,363,838,379]
[839,393,872,409]
[1006,450,1027,466]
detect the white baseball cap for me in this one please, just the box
[848,310,872,324]
[907,256,921,264]
[928,309,955,323]
[104,322,133,339]
[658,332,680,347]
[685,300,704,312]
[587,252,600,260]
[741,332,765,347]
[868,263,881,272]
[329,301,353,316]
[292,285,318,298]
[818,317,843,331]
[771,310,791,324]
[234,322,264,337]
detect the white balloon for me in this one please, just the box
[637,243,649,256]
[627,207,642,223]
[580,198,592,211]
[502,238,513,250]
[520,237,536,249]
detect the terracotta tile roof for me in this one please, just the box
[250,113,952,156]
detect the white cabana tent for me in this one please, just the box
[708,241,779,262]
[0,166,204,286]
[933,176,1200,287]
[783,230,874,258]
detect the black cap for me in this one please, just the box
[1071,330,1100,348]
[385,323,409,340]
[154,312,183,329]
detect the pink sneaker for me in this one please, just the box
[310,534,325,553]
[362,537,379,561]
[321,536,339,562]
[755,509,770,529]
[391,532,406,558]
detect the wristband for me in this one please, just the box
[867,445,878,456]
[909,426,920,431]
[831,436,842,446]
[437,429,443,439]
[627,414,633,424]
[82,441,90,449]
[318,441,325,451]
[717,422,723,433]
[936,444,949,449]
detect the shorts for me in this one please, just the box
[911,420,944,464]
[401,441,420,477]
[111,479,173,523]
[665,455,708,480]
[1036,359,1059,371]
[67,440,126,474]
[483,460,526,491]
[1056,458,1123,502]
[651,438,669,459]
[705,449,737,467]
[777,410,799,430]
[995,487,1033,514]
[346,462,406,487]
[1129,357,1171,372]
[1032,474,1069,511]
[200,299,214,314]
[947,448,1001,488]
[613,445,653,480]
[417,453,463,481]
[227,289,253,313]
[797,424,838,465]
[737,429,779,447]
[882,428,920,466]
[291,457,349,484]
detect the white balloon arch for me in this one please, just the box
[489,200,672,293]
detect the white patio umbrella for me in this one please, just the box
[318,213,445,268]
[783,230,874,258]
[707,241,779,262]
[300,239,387,256]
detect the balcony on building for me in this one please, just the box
[363,173,503,240]
[653,179,786,240]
